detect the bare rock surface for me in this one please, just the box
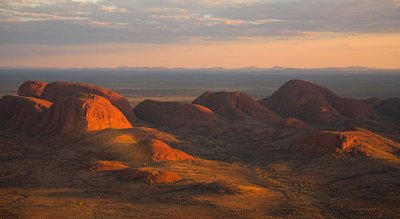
[365,97,400,124]
[260,80,377,124]
[18,80,47,98]
[0,95,52,131]
[34,93,132,135]
[40,81,135,123]
[193,91,280,120]
[293,128,400,159]
[134,100,217,127]
[135,138,195,162]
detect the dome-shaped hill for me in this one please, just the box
[259,80,377,124]
[18,80,47,98]
[134,100,217,127]
[0,95,53,131]
[192,91,280,120]
[40,81,135,123]
[135,139,194,162]
[77,128,193,165]
[293,128,400,161]
[33,93,132,135]
[365,98,400,124]
[296,100,342,124]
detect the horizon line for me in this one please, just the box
[1,66,400,71]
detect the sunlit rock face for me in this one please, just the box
[33,93,132,135]
[0,95,53,131]
[259,79,377,124]
[40,81,135,124]
[134,138,195,162]
[134,100,217,127]
[3,81,136,135]
[193,91,281,121]
[293,127,400,158]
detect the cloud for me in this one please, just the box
[0,0,399,44]
[101,5,127,13]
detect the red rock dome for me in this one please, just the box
[292,129,391,158]
[259,80,377,124]
[18,80,47,98]
[33,93,132,135]
[134,100,217,127]
[133,138,195,162]
[193,91,280,120]
[296,100,342,124]
[0,95,53,131]
[365,98,400,124]
[40,81,135,123]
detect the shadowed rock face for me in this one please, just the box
[18,80,47,98]
[33,94,132,135]
[293,131,341,157]
[40,82,135,123]
[280,118,311,129]
[259,80,377,124]
[296,100,342,124]
[0,95,53,131]
[330,97,378,120]
[134,100,217,127]
[192,91,281,120]
[365,98,400,124]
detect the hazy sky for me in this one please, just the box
[1,0,400,68]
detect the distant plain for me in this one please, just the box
[1,68,400,105]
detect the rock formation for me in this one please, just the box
[18,80,47,98]
[2,81,136,135]
[259,80,377,124]
[295,100,342,124]
[33,93,132,135]
[0,95,53,131]
[193,91,280,120]
[293,128,400,158]
[133,139,195,162]
[117,168,182,184]
[293,131,342,157]
[88,160,129,172]
[134,100,217,127]
[280,118,311,129]
[365,98,400,124]
[40,81,135,123]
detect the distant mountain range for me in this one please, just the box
[0,66,399,73]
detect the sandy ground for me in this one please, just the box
[1,121,399,218]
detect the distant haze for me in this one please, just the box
[1,68,399,106]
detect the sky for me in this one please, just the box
[0,0,400,68]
